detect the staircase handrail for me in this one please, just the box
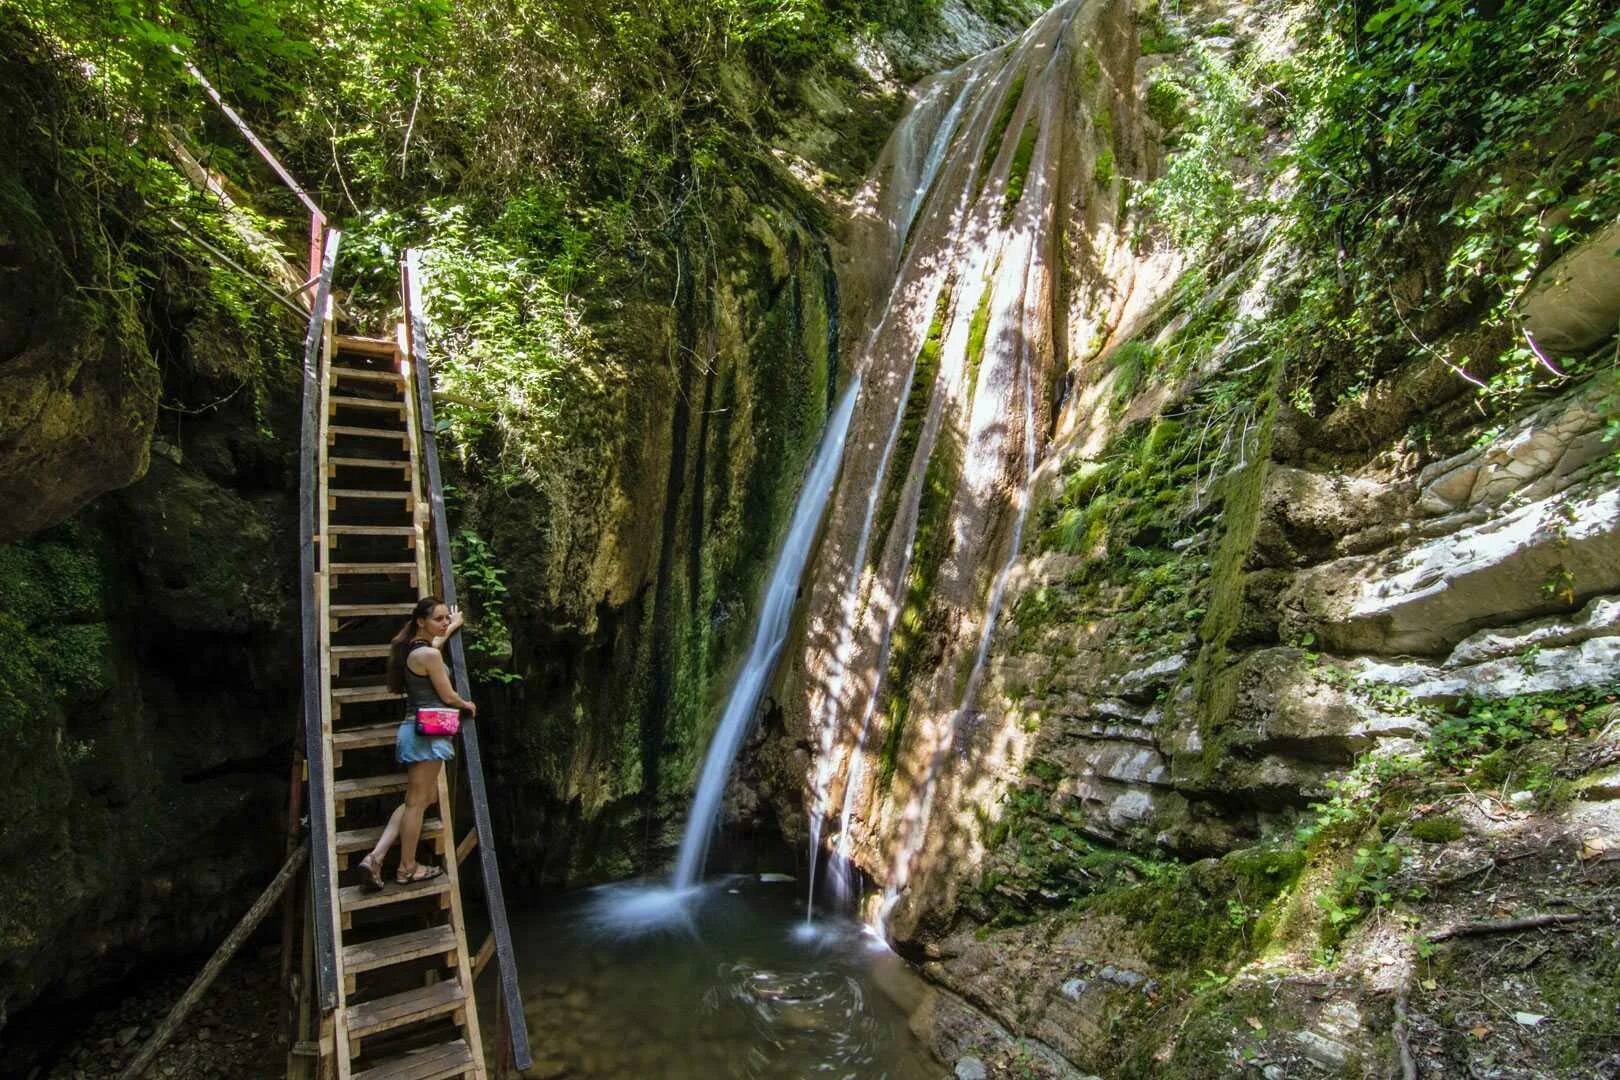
[173,48,327,298]
[400,249,534,1071]
[297,230,343,1010]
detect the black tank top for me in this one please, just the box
[403,640,451,711]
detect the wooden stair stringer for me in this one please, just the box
[312,316,484,1080]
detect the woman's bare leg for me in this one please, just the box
[366,803,407,869]
[398,760,442,876]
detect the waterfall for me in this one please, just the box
[875,10,1067,933]
[672,377,861,890]
[802,55,997,920]
[798,0,1079,930]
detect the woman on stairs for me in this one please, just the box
[358,595,477,889]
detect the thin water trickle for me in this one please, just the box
[670,377,861,891]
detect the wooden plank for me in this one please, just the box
[329,526,416,537]
[403,249,529,1072]
[455,830,478,865]
[338,874,452,914]
[431,766,484,1077]
[299,231,343,1013]
[330,457,411,473]
[317,291,355,1080]
[332,644,392,660]
[335,818,441,855]
[342,924,457,975]
[334,334,399,356]
[329,425,410,446]
[347,982,465,1039]
[334,774,408,804]
[331,685,404,704]
[331,395,407,414]
[331,367,404,384]
[398,321,433,604]
[329,488,414,502]
[471,933,495,981]
[330,563,417,576]
[331,603,418,617]
[331,722,401,752]
[352,1039,473,1080]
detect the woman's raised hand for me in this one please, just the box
[446,607,465,635]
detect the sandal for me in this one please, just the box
[395,863,445,885]
[358,853,385,892]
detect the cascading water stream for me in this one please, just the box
[875,21,1066,932]
[801,58,997,922]
[801,1,1079,932]
[671,377,862,890]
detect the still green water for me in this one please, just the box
[498,876,946,1079]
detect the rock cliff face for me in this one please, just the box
[0,0,1048,1030]
[450,2,1050,888]
[755,0,1620,1073]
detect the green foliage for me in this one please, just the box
[451,528,520,684]
[1285,0,1620,413]
[1429,686,1616,768]
[1316,840,1415,945]
[1145,76,1191,132]
[1135,6,1183,56]
[1107,339,1159,414]
[1408,816,1462,844]
[1096,842,1304,970]
[1138,42,1266,259]
[964,272,996,410]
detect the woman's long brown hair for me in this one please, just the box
[387,595,444,694]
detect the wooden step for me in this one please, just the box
[330,456,411,473]
[330,562,418,577]
[332,644,393,661]
[332,395,407,415]
[332,685,404,705]
[353,1039,473,1080]
[335,817,443,854]
[343,924,459,976]
[335,334,399,357]
[328,525,417,538]
[347,981,466,1040]
[331,603,418,618]
[331,366,403,384]
[330,425,409,446]
[330,488,413,503]
[340,871,452,913]
[333,773,408,801]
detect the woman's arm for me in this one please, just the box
[430,607,465,652]
[419,649,477,716]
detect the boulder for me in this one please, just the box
[1286,483,1620,655]
[1520,217,1620,355]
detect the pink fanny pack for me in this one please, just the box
[415,707,461,737]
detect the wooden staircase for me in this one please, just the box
[310,322,485,1080]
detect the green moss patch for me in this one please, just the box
[1001,118,1040,225]
[876,425,964,791]
[975,70,1028,202]
[873,283,952,559]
